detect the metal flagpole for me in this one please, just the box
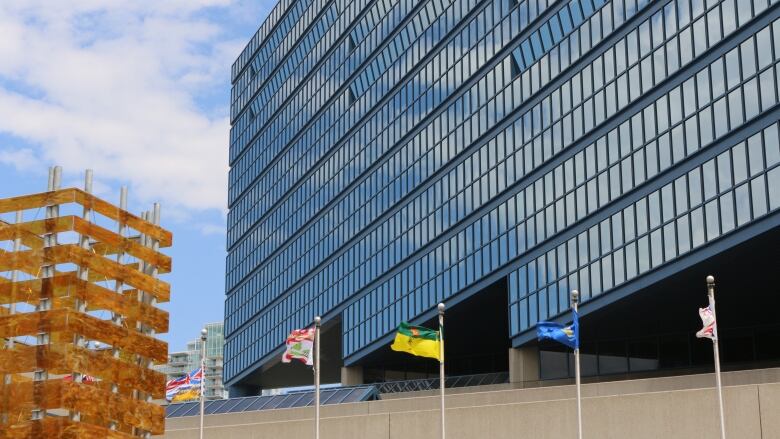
[438,303,446,439]
[706,276,727,439]
[200,328,207,439]
[571,290,582,439]
[314,316,321,439]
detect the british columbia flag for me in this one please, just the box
[166,367,203,401]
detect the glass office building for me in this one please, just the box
[225,0,780,392]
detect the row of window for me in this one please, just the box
[240,3,341,139]
[229,0,455,212]
[231,0,321,120]
[228,3,506,278]
[339,15,780,357]
[227,0,488,231]
[226,0,601,298]
[232,0,338,123]
[230,0,418,172]
[230,0,298,84]
[510,124,780,333]
[350,0,402,48]
[231,0,364,124]
[224,0,710,335]
[346,115,780,358]
[344,67,780,345]
[349,0,455,97]
[227,0,443,205]
[232,0,418,131]
[227,0,657,248]
[511,0,614,74]
[228,0,592,334]
[230,0,650,232]
[229,0,375,172]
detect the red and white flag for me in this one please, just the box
[696,306,717,340]
[282,327,316,366]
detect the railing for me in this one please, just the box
[373,372,509,394]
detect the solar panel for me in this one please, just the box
[179,402,203,417]
[262,394,289,411]
[231,396,260,412]
[213,398,243,414]
[205,399,229,414]
[319,389,340,404]
[246,395,273,411]
[292,392,315,407]
[165,403,189,417]
[275,392,305,409]
[166,386,380,418]
[324,388,352,404]
[342,387,378,403]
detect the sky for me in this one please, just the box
[0,1,275,351]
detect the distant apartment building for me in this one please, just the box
[157,322,228,400]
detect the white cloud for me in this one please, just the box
[0,147,38,171]
[0,1,265,216]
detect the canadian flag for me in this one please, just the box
[696,306,717,340]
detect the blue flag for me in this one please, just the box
[536,310,579,349]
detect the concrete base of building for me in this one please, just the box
[340,365,364,386]
[508,346,539,388]
[160,367,780,439]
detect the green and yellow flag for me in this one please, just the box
[390,322,441,361]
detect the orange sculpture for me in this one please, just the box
[0,167,170,438]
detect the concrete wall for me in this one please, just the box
[161,369,780,438]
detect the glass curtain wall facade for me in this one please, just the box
[225,0,780,388]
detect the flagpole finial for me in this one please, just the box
[437,303,445,314]
[314,316,321,326]
[706,275,715,285]
[571,290,579,305]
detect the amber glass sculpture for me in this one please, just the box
[0,175,170,438]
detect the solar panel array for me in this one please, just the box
[165,386,379,418]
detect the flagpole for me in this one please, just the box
[199,328,207,439]
[571,290,582,439]
[437,303,446,439]
[706,276,727,439]
[314,316,321,439]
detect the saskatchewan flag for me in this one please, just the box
[391,322,441,361]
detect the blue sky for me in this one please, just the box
[0,1,274,351]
